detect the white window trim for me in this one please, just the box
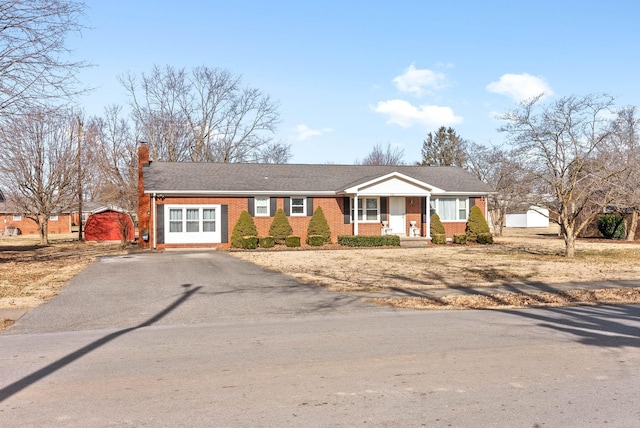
[290,197,307,216]
[351,197,380,223]
[12,214,22,221]
[431,197,469,222]
[50,215,59,221]
[254,197,270,217]
[164,205,221,244]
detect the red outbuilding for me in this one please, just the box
[84,207,135,242]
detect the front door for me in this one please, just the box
[389,197,406,236]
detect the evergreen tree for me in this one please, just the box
[231,210,258,248]
[420,127,468,167]
[269,208,293,244]
[465,205,491,242]
[430,213,446,236]
[307,206,332,243]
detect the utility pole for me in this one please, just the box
[77,116,84,242]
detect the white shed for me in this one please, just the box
[505,206,549,228]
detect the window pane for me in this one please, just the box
[203,209,215,232]
[439,198,456,221]
[366,198,377,209]
[170,209,182,221]
[169,222,182,233]
[291,197,305,214]
[429,200,436,216]
[186,209,199,220]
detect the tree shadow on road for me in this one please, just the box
[501,304,640,348]
[0,283,201,403]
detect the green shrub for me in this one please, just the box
[337,235,401,247]
[259,236,275,248]
[307,234,324,246]
[430,213,445,236]
[231,211,258,248]
[466,205,491,242]
[453,234,467,244]
[476,232,494,245]
[597,214,625,239]
[431,233,446,245]
[307,206,331,243]
[285,235,301,247]
[269,208,293,244]
[241,236,258,249]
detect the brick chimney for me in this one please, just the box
[137,142,151,248]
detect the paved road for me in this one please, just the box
[1,251,639,427]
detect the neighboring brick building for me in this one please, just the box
[137,143,492,250]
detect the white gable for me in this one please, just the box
[345,173,440,196]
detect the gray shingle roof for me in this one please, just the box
[143,162,492,194]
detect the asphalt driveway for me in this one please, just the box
[6,251,384,335]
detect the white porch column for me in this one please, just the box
[353,194,359,236]
[426,194,431,239]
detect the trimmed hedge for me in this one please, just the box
[241,236,258,249]
[431,233,446,245]
[453,234,467,244]
[307,234,324,246]
[259,236,275,248]
[337,235,401,247]
[476,232,494,245]
[285,235,301,247]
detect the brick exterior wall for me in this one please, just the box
[0,214,72,235]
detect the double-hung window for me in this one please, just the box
[169,209,183,232]
[290,197,306,216]
[202,209,216,232]
[186,209,199,232]
[12,214,21,221]
[255,197,270,216]
[351,197,379,222]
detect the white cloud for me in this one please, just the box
[295,124,332,141]
[393,63,447,96]
[486,73,554,102]
[372,99,463,128]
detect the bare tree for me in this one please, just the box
[500,94,622,257]
[0,0,87,116]
[419,127,467,166]
[602,106,640,240]
[464,143,529,236]
[120,65,284,163]
[84,105,138,210]
[358,142,405,165]
[0,108,79,245]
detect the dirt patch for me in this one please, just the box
[231,227,640,310]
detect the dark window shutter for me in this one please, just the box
[270,197,277,216]
[284,197,290,216]
[307,197,313,216]
[248,197,255,216]
[469,197,475,209]
[421,197,427,224]
[343,197,350,224]
[380,197,388,222]
[221,205,228,243]
[156,204,164,244]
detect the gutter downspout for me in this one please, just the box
[152,193,157,250]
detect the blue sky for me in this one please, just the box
[72,0,640,164]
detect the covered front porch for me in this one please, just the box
[342,171,442,239]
